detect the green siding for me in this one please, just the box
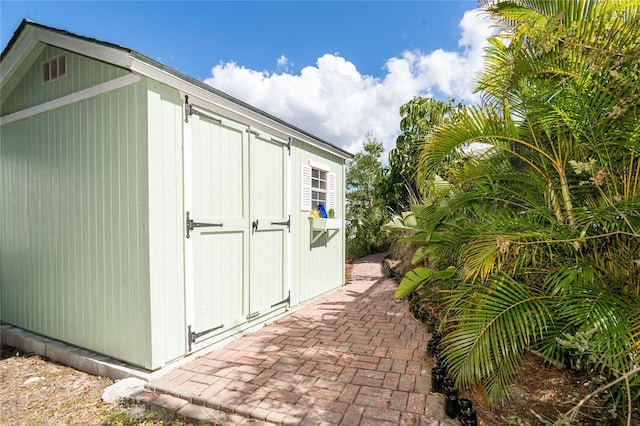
[290,142,346,306]
[1,44,129,116]
[0,78,153,368]
[146,80,186,367]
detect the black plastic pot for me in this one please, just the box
[458,398,472,419]
[444,388,459,419]
[426,339,438,357]
[431,367,445,394]
[443,377,455,392]
[461,411,478,426]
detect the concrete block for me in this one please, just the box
[23,336,46,357]
[1,326,17,347]
[11,332,26,353]
[69,350,99,376]
[45,341,70,364]
[97,361,132,380]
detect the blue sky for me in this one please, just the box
[1,1,494,154]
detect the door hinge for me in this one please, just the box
[246,311,261,320]
[188,323,224,351]
[271,215,291,232]
[186,211,223,238]
[270,137,291,155]
[271,291,291,309]
[185,95,222,124]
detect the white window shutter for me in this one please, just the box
[301,165,312,210]
[327,172,336,210]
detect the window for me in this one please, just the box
[42,54,67,83]
[302,163,336,211]
[311,168,327,208]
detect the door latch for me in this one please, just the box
[186,211,223,238]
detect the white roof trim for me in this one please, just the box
[1,25,130,84]
[1,21,352,161]
[130,57,352,161]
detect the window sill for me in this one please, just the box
[310,218,340,245]
[311,218,341,230]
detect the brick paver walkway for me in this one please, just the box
[139,253,456,425]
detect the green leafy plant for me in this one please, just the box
[346,133,388,257]
[386,0,640,420]
[376,97,464,213]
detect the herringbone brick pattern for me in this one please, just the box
[142,253,455,425]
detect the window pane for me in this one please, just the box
[43,62,50,82]
[58,55,66,76]
[311,168,328,187]
[50,59,57,79]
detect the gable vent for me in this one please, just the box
[42,54,67,83]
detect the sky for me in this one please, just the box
[0,1,495,156]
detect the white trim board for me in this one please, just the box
[308,160,331,172]
[0,74,140,125]
[1,25,130,85]
[135,57,351,160]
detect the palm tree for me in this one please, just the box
[404,0,640,418]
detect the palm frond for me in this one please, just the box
[442,274,553,405]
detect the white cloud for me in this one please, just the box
[276,54,290,72]
[203,8,495,157]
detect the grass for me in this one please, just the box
[102,408,209,425]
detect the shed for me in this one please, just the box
[0,20,353,370]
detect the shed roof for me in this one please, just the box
[1,19,354,160]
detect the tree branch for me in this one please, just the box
[560,366,640,426]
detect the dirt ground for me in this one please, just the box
[0,345,120,425]
[0,260,633,425]
[452,352,612,425]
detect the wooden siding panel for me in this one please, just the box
[193,118,244,219]
[290,143,346,306]
[248,134,288,316]
[0,80,153,368]
[189,114,249,346]
[1,44,129,116]
[147,81,186,367]
[194,232,244,328]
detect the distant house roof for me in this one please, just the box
[1,19,354,160]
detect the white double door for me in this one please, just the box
[184,110,289,350]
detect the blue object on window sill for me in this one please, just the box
[317,203,328,218]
